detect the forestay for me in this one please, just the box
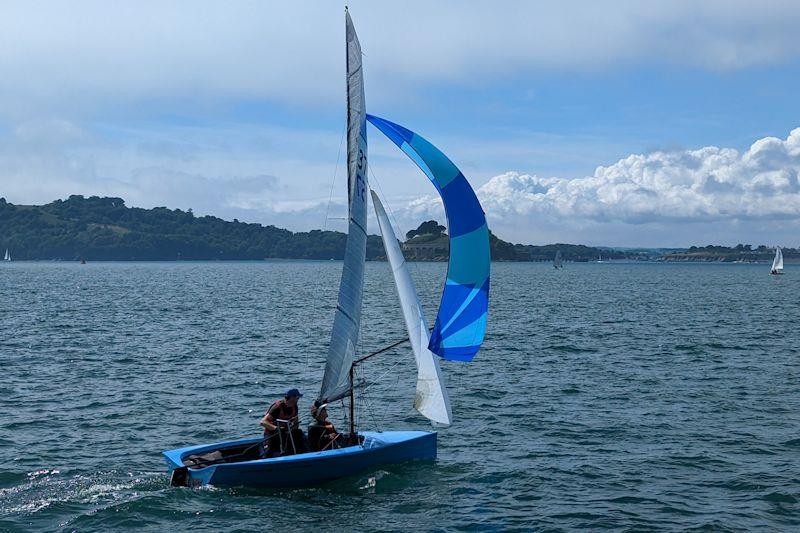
[320,10,369,402]
[371,191,452,426]
[366,115,490,362]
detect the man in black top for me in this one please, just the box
[259,388,307,457]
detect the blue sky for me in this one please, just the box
[1,1,800,246]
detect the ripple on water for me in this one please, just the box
[1,261,799,531]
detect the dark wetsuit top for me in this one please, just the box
[308,420,338,452]
[263,399,298,437]
[262,399,307,456]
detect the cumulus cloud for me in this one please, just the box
[393,128,800,246]
[477,128,800,222]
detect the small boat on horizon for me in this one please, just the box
[3,248,10,262]
[554,249,563,269]
[770,247,784,275]
[163,9,490,489]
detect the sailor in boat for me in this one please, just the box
[308,402,341,452]
[259,388,308,457]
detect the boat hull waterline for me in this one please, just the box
[163,430,436,488]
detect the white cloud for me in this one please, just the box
[3,117,800,246]
[478,128,800,222]
[389,128,800,246]
[1,1,800,117]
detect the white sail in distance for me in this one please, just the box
[4,249,10,261]
[772,247,784,272]
[371,191,452,426]
[319,9,369,403]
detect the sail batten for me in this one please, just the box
[319,10,368,402]
[371,191,452,426]
[366,114,490,362]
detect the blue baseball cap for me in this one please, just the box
[285,388,303,398]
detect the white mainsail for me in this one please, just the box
[371,191,452,426]
[4,249,9,261]
[772,247,784,272]
[319,9,369,403]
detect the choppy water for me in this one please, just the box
[1,261,798,531]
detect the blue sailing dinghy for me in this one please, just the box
[163,8,489,489]
[164,431,436,489]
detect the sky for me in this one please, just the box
[1,0,800,247]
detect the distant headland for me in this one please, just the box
[0,195,795,263]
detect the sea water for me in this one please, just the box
[1,261,798,531]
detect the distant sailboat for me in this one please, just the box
[3,248,10,262]
[770,247,784,275]
[553,250,563,269]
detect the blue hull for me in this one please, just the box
[163,430,436,488]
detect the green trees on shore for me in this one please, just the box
[6,195,784,263]
[0,195,384,261]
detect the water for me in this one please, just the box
[1,261,799,531]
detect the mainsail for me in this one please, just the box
[371,191,452,426]
[366,115,489,362]
[772,247,784,272]
[319,9,368,402]
[3,249,9,261]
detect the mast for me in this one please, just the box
[349,366,355,435]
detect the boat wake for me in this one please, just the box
[0,468,164,528]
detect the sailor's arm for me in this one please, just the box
[260,413,277,432]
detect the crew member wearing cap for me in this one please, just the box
[259,388,308,457]
[308,402,341,452]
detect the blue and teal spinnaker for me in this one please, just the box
[366,114,490,362]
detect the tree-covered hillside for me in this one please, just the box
[664,244,798,262]
[1,195,643,262]
[0,195,385,261]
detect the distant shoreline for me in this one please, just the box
[1,258,793,265]
[1,195,797,263]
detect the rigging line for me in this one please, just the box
[359,357,404,396]
[368,165,409,250]
[358,362,381,430]
[363,385,380,431]
[323,118,347,231]
[380,370,402,430]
